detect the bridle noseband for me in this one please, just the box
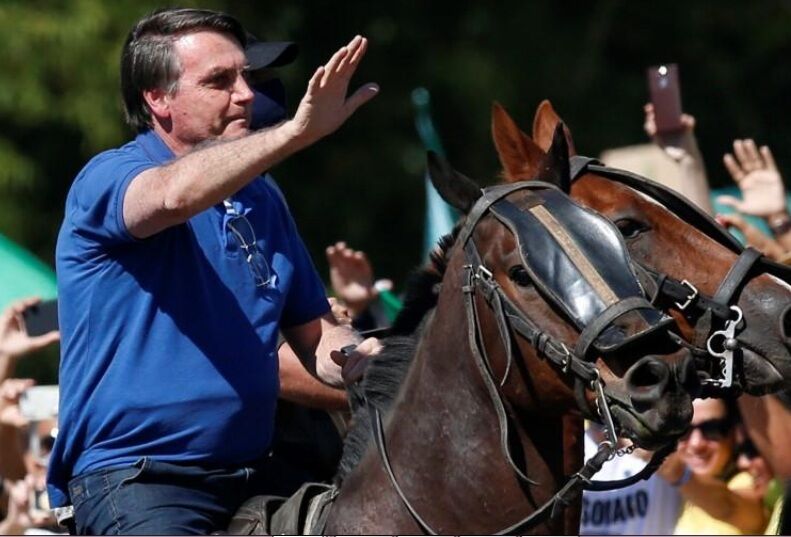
[570,155,791,392]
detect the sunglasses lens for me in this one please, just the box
[681,418,730,441]
[698,421,726,440]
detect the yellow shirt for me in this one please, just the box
[764,479,783,535]
[674,472,756,535]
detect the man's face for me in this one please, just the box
[163,30,254,150]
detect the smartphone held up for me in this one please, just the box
[21,299,59,337]
[647,63,684,134]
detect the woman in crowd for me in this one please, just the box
[669,397,768,534]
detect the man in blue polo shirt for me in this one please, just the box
[48,7,379,535]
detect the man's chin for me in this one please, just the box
[223,119,251,137]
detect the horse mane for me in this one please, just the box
[333,226,459,485]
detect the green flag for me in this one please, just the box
[0,234,57,310]
[412,87,458,260]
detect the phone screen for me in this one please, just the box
[647,64,683,133]
[22,299,59,337]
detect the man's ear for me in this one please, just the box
[142,87,171,122]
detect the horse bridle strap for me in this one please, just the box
[569,155,789,390]
[569,155,790,285]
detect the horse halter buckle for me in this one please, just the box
[674,280,699,311]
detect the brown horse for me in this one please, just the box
[323,149,698,534]
[491,101,791,396]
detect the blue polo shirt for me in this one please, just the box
[47,130,330,507]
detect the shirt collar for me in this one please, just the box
[136,129,175,165]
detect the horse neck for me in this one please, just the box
[332,249,584,534]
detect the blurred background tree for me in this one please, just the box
[1,0,790,381]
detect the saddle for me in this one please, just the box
[226,482,336,535]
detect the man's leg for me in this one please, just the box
[69,458,251,535]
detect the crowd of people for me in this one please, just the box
[0,5,788,535]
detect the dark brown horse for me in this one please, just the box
[491,101,791,397]
[323,149,698,534]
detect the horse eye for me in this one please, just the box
[508,265,532,287]
[615,218,648,239]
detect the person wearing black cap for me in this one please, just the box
[48,7,379,535]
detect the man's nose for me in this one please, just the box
[234,74,255,104]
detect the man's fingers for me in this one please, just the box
[335,35,363,74]
[345,83,380,117]
[344,36,368,73]
[322,46,350,86]
[733,139,753,170]
[305,66,325,96]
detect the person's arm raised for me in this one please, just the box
[124,35,379,239]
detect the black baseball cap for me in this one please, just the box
[245,34,299,71]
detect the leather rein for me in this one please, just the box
[569,156,791,393]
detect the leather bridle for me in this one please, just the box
[570,156,791,393]
[365,181,680,534]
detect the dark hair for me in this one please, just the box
[120,8,247,133]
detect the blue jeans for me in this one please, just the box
[68,456,279,535]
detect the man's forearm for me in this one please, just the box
[278,343,348,411]
[282,313,363,388]
[124,120,309,238]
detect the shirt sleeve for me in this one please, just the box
[69,150,156,245]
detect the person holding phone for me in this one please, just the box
[0,298,59,385]
[49,8,381,535]
[0,298,60,534]
[643,103,714,214]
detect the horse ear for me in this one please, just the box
[537,123,572,192]
[533,100,577,155]
[491,102,545,182]
[426,151,481,214]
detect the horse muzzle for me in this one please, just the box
[608,353,697,449]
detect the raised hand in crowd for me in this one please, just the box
[718,140,786,217]
[643,103,713,214]
[326,241,392,318]
[0,378,34,430]
[0,477,55,535]
[0,298,59,377]
[718,139,791,257]
[644,103,701,162]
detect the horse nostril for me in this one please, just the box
[781,305,791,344]
[625,356,670,405]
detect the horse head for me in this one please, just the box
[427,151,696,449]
[492,101,791,396]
